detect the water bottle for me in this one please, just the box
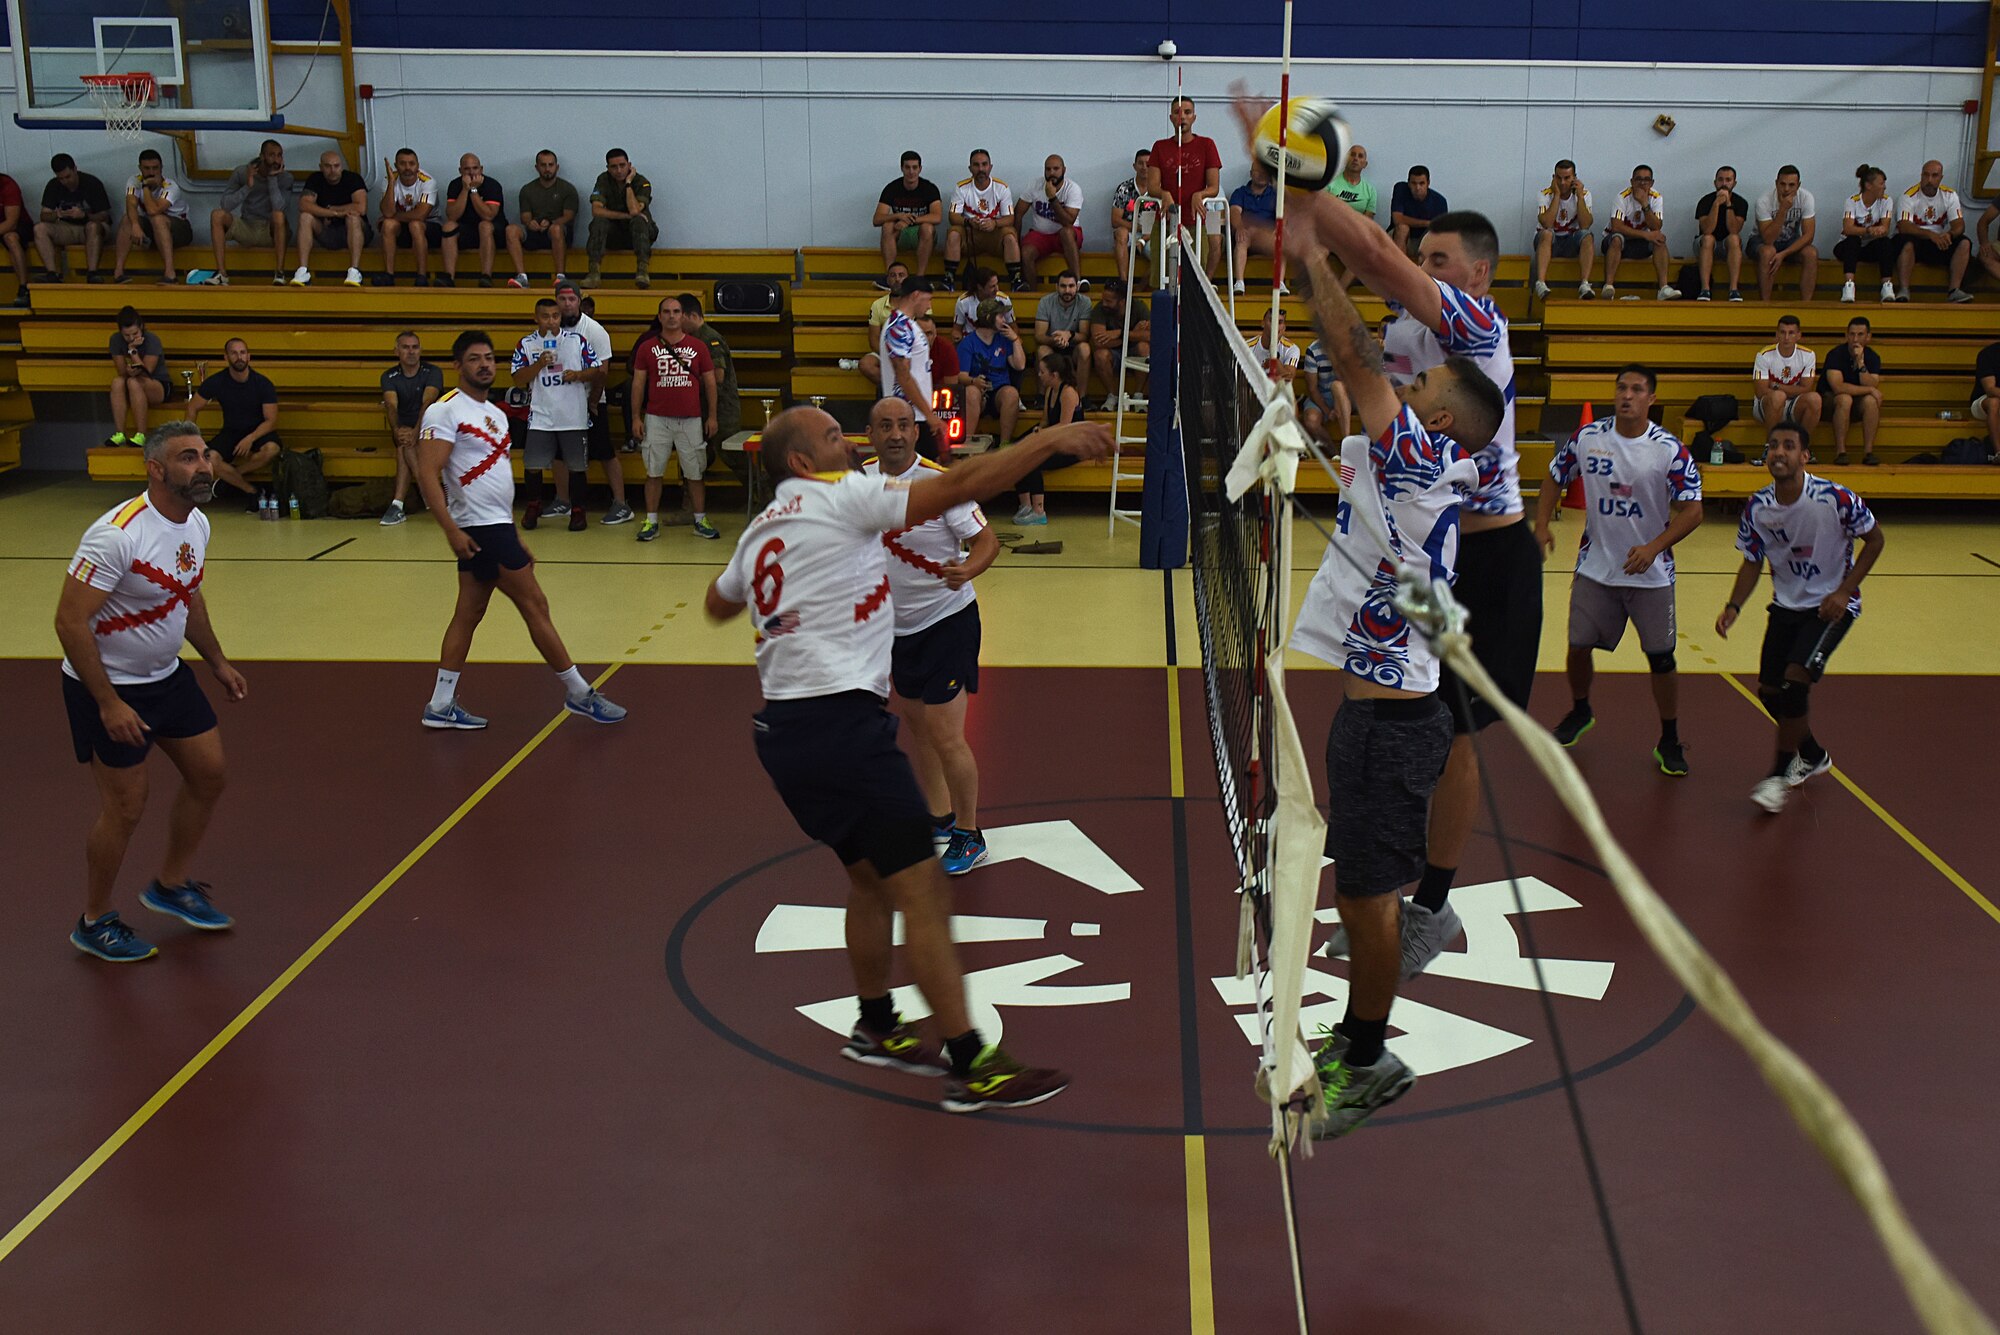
[288,495,300,519]
[1708,442,1724,466]
[259,490,275,522]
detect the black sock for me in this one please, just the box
[942,260,959,279]
[1659,718,1679,745]
[857,993,897,1034]
[1771,750,1796,778]
[1337,1015,1388,1069]
[1007,261,1025,283]
[931,810,955,831]
[946,1030,984,1078]
[524,469,543,502]
[1799,734,1826,764]
[1568,697,1592,718]
[959,826,980,838]
[1412,863,1456,914]
[571,472,587,508]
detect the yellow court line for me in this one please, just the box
[1720,673,1999,926]
[0,663,622,1268]
[1166,664,1187,799]
[1184,1135,1217,1335]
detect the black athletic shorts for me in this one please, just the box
[456,522,533,584]
[915,421,941,463]
[753,690,934,877]
[1758,604,1854,686]
[520,226,572,251]
[63,661,217,768]
[586,410,615,463]
[1438,519,1543,733]
[210,431,281,463]
[1324,693,1454,898]
[892,603,981,704]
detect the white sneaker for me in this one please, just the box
[1895,286,1911,302]
[1879,280,1897,302]
[1599,284,1615,301]
[1577,281,1595,299]
[1657,284,1682,301]
[1012,504,1036,525]
[344,267,363,287]
[1750,776,1790,814]
[1532,280,1550,299]
[1231,278,1245,295]
[1784,750,1833,787]
[290,266,312,286]
[1840,279,1856,303]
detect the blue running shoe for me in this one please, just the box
[422,701,488,730]
[565,690,627,724]
[941,829,989,876]
[141,879,234,930]
[71,911,158,962]
[931,822,955,848]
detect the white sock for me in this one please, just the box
[557,665,590,701]
[646,511,658,524]
[693,511,707,523]
[430,669,460,711]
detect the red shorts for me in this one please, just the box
[1022,226,1082,261]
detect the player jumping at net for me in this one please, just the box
[1714,420,1884,814]
[705,405,1112,1112]
[415,330,627,730]
[861,397,999,875]
[1533,364,1704,774]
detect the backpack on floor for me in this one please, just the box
[274,447,331,518]
[328,477,398,518]
[1940,437,1996,464]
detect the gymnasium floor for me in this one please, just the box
[2,474,1996,1333]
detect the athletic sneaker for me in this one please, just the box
[71,911,157,962]
[1318,899,1462,980]
[1552,706,1596,747]
[940,1046,1069,1113]
[1012,504,1036,525]
[544,500,571,518]
[1894,286,1910,303]
[565,690,627,724]
[141,879,233,930]
[344,267,364,287]
[1879,279,1897,303]
[509,273,529,289]
[1599,284,1615,301]
[601,504,635,526]
[840,1017,949,1076]
[1231,278,1246,295]
[1653,740,1689,777]
[1009,275,1031,293]
[1695,290,1711,302]
[1728,290,1744,302]
[379,499,406,526]
[1577,282,1595,299]
[1310,1030,1416,1139]
[692,518,721,540]
[1532,279,1550,299]
[1021,513,1049,527]
[422,700,489,730]
[568,508,586,532]
[636,521,661,542]
[931,821,955,847]
[1785,750,1833,787]
[522,499,542,530]
[1657,284,1682,301]
[1840,279,1857,303]
[1948,288,1975,304]
[290,265,312,286]
[1750,775,1791,814]
[941,829,989,876]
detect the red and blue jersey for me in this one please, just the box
[1549,419,1702,589]
[1380,277,1519,518]
[1737,474,1876,615]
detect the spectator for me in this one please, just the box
[292,149,369,288]
[1229,160,1279,295]
[1836,164,1898,304]
[869,262,910,329]
[110,149,192,284]
[1018,154,1085,287]
[1298,336,1352,440]
[1148,97,1223,273]
[1389,166,1447,258]
[512,296,600,530]
[1110,148,1154,285]
[1749,165,1819,303]
[679,291,742,495]
[1531,159,1596,299]
[189,338,281,500]
[553,280,632,524]
[1087,278,1150,410]
[1892,160,1972,303]
[206,139,295,287]
[1752,314,1821,440]
[378,148,438,286]
[1693,165,1748,302]
[518,150,578,282]
[877,280,949,458]
[957,298,1027,446]
[944,149,1023,293]
[1033,270,1091,388]
[1602,164,1679,301]
[105,305,169,446]
[34,153,113,283]
[0,170,30,306]
[921,312,965,421]
[874,150,943,288]
[952,266,1012,338]
[378,329,443,526]
[1821,315,1883,466]
[1973,336,1999,461]
[1327,143,1376,220]
[629,295,718,541]
[1245,312,1301,386]
[1975,199,2000,289]
[440,153,528,289]
[1014,346,1089,524]
[586,148,658,290]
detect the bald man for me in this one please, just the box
[1017,154,1086,285]
[441,153,529,289]
[1892,159,1973,302]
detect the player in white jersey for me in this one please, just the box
[414,330,626,730]
[705,404,1111,1112]
[861,397,999,876]
[1715,420,1884,814]
[1891,159,1972,302]
[1283,219,1503,1137]
[877,279,948,459]
[54,423,246,961]
[511,297,600,529]
[1533,366,1704,775]
[1530,158,1597,299]
[942,149,1025,292]
[1753,313,1822,437]
[1600,165,1680,300]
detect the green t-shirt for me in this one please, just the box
[1328,174,1377,221]
[590,170,653,218]
[518,177,579,230]
[689,324,739,434]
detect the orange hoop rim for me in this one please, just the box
[80,71,158,102]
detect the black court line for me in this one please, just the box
[306,538,356,561]
[1975,553,2000,570]
[1164,570,1205,1134]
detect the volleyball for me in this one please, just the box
[1251,97,1353,193]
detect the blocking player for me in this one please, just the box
[54,423,246,961]
[415,330,627,730]
[1715,421,1884,814]
[1533,365,1704,775]
[705,405,1113,1112]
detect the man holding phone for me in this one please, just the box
[512,297,599,529]
[1017,154,1085,288]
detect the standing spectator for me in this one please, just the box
[1228,160,1279,294]
[878,280,949,457]
[0,171,31,305]
[1087,278,1150,410]
[440,154,528,289]
[679,292,741,446]
[1602,164,1679,301]
[1972,336,2000,460]
[206,139,295,287]
[1749,166,1819,303]
[1531,160,1596,299]
[553,280,632,524]
[189,339,281,500]
[1892,160,1972,303]
[1752,314,1822,440]
[1389,166,1447,258]
[1821,315,1884,466]
[111,149,192,284]
[870,262,909,330]
[378,330,443,526]
[1975,199,2000,289]
[1110,148,1154,285]
[292,150,369,288]
[1693,165,1748,302]
[518,150,578,282]
[874,150,943,288]
[512,297,600,530]
[105,305,169,447]
[1327,143,1377,220]
[1148,97,1223,274]
[1836,164,1898,303]
[1298,336,1351,440]
[1018,154,1085,287]
[629,295,717,542]
[377,148,438,286]
[34,153,113,283]
[943,150,1022,293]
[952,266,1012,338]
[1032,270,1091,387]
[586,148,658,290]
[957,299,1027,446]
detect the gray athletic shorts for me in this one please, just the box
[1541,231,1588,258]
[1569,575,1677,655]
[1752,396,1805,424]
[525,427,587,470]
[641,414,704,480]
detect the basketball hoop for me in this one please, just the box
[80,72,157,142]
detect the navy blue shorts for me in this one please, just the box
[1759,605,1853,686]
[63,661,218,768]
[1324,693,1453,898]
[457,522,533,584]
[753,690,934,877]
[892,603,981,705]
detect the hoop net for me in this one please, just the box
[81,73,156,142]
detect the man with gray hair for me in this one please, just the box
[206,138,296,286]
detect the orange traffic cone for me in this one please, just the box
[1561,401,1591,509]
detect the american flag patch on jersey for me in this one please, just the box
[760,612,802,637]
[1611,482,1634,497]
[1338,461,1356,489]
[1790,544,1814,558]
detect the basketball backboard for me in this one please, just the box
[8,0,280,130]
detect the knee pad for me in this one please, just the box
[1645,649,1677,675]
[1757,686,1783,715]
[1773,678,1811,719]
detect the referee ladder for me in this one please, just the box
[1108,198,1166,534]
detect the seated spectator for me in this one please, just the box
[1228,161,1279,295]
[587,148,658,289]
[1820,315,1883,466]
[189,338,282,499]
[874,150,942,288]
[1749,165,1819,303]
[378,329,443,526]
[1693,165,1747,302]
[1976,199,2000,289]
[0,170,30,306]
[944,149,1023,292]
[34,153,113,283]
[1033,270,1091,389]
[1830,165,1898,305]
[518,150,579,282]
[439,154,528,289]
[1110,149,1154,285]
[206,139,295,287]
[1893,160,1972,303]
[378,148,438,286]
[293,150,369,287]
[1602,164,1679,300]
[1298,335,1352,440]
[1327,143,1376,220]
[1018,154,1085,286]
[869,262,910,329]
[1752,314,1821,439]
[1532,160,1596,299]
[953,266,1012,338]
[1389,166,1447,258]
[1245,313,1301,386]
[105,305,170,446]
[111,149,192,284]
[1973,336,1999,460]
[957,298,1027,446]
[1149,98,1223,274]
[1014,347,1089,524]
[1087,278,1150,410]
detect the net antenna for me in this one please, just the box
[1264,1,1293,374]
[80,71,156,142]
